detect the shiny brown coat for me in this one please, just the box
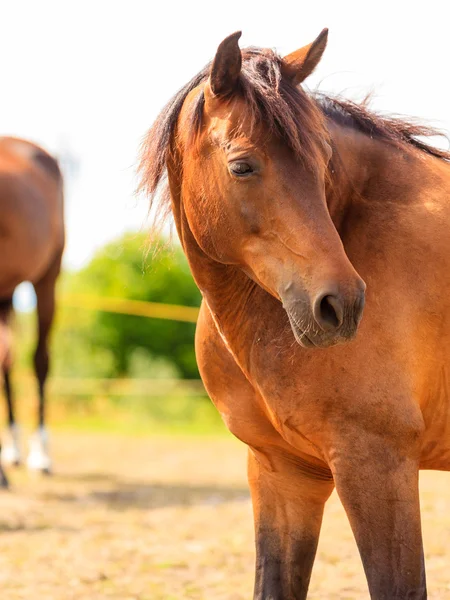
[0,137,64,484]
[140,31,449,599]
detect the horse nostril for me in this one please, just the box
[313,293,344,331]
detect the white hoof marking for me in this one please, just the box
[27,427,52,472]
[2,425,21,465]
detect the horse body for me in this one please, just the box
[191,99,450,471]
[194,123,450,599]
[0,137,64,483]
[141,30,450,599]
[0,138,63,293]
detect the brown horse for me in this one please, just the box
[140,30,450,598]
[0,137,64,486]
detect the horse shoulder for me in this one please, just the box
[196,301,287,447]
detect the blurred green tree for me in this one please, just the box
[53,232,202,379]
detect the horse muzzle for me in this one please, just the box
[282,281,366,349]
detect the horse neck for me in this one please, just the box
[169,178,280,368]
[180,216,250,313]
[324,120,421,233]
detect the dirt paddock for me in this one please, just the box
[0,432,449,599]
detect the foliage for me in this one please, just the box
[50,232,202,379]
[3,370,223,436]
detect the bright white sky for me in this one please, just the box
[2,1,450,280]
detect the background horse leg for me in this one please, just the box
[4,367,14,427]
[0,364,10,486]
[0,299,19,477]
[0,461,8,488]
[27,251,62,473]
[249,449,334,600]
[2,366,21,466]
[332,436,426,599]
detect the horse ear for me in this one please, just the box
[283,28,328,85]
[209,31,242,97]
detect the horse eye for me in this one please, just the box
[229,161,254,177]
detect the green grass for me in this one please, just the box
[6,368,229,437]
[12,303,226,436]
[6,386,228,437]
[51,396,228,437]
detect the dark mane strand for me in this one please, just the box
[138,66,210,232]
[317,95,450,161]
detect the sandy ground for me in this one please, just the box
[0,432,449,599]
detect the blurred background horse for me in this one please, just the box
[0,137,64,486]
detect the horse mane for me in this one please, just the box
[139,47,450,232]
[317,95,450,162]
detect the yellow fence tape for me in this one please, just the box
[14,374,205,397]
[61,293,200,323]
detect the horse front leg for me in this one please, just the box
[2,366,21,466]
[28,251,62,473]
[1,302,21,468]
[0,365,13,486]
[331,431,426,599]
[248,448,334,600]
